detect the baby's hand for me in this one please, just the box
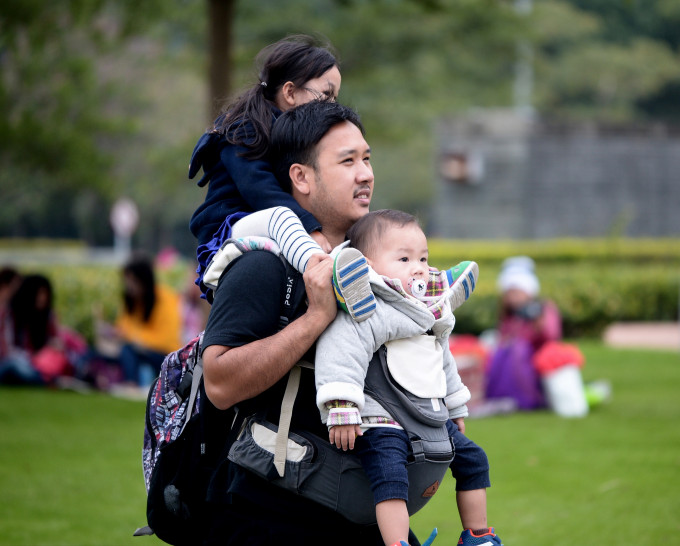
[329,424,363,451]
[311,230,332,253]
[452,417,466,435]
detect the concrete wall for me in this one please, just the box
[431,109,680,239]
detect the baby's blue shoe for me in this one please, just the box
[458,527,502,545]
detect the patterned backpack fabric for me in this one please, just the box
[142,333,204,492]
[136,245,306,544]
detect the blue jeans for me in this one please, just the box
[354,420,491,504]
[119,344,165,385]
[0,353,44,386]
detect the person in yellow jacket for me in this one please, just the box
[113,254,182,387]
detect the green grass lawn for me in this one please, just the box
[1,341,679,545]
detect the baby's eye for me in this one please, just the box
[420,257,428,263]
[399,257,409,262]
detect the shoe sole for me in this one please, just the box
[333,248,376,321]
[447,261,479,310]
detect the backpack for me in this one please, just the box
[135,249,306,544]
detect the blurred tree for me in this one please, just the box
[532,0,680,122]
[1,0,677,250]
[0,0,170,243]
[207,0,236,123]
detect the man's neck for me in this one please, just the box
[322,228,346,250]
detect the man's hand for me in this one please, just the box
[303,254,337,327]
[310,230,332,253]
[329,424,363,451]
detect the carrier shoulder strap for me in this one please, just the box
[228,257,307,477]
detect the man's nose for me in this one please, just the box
[356,161,374,184]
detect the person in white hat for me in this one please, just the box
[485,256,562,410]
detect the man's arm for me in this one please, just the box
[203,253,335,410]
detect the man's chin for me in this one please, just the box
[353,206,371,221]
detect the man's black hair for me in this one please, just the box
[270,100,364,191]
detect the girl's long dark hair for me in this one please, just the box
[215,34,338,160]
[10,274,53,351]
[123,256,156,323]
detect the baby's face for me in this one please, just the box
[367,223,430,296]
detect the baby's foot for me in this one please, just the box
[444,261,478,311]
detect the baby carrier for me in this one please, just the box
[227,343,455,525]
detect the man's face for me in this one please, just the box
[306,121,374,237]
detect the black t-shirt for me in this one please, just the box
[200,251,383,545]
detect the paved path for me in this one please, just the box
[602,322,680,351]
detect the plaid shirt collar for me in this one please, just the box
[381,268,449,320]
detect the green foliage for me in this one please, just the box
[10,238,676,342]
[1,342,678,544]
[532,0,680,122]
[2,0,679,248]
[427,238,680,336]
[0,0,204,248]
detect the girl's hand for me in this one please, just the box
[311,230,332,253]
[452,417,465,435]
[329,424,363,451]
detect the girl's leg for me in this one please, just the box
[231,207,323,273]
[233,207,377,321]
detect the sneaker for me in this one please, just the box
[458,527,502,546]
[444,261,479,311]
[332,247,376,322]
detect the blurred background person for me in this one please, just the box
[96,253,182,393]
[180,261,209,345]
[1,273,86,385]
[484,256,562,410]
[0,267,39,385]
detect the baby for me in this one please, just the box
[315,209,501,546]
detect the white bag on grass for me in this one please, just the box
[542,364,588,418]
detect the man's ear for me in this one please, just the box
[280,81,298,109]
[289,164,311,196]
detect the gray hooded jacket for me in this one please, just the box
[315,270,471,425]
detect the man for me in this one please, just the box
[200,101,388,545]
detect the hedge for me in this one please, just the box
[427,238,680,337]
[6,237,680,341]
